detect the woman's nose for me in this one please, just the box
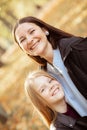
[27,37,32,44]
[27,35,33,44]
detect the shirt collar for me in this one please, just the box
[53,48,63,74]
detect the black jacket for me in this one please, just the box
[59,36,87,99]
[53,113,87,130]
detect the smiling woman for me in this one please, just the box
[24,70,87,130]
[14,22,52,62]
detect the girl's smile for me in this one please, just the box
[33,76,65,106]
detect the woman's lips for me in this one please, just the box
[30,40,40,50]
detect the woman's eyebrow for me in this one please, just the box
[27,28,33,33]
[19,28,33,41]
[19,36,24,41]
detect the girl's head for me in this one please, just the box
[24,70,65,127]
[13,16,72,64]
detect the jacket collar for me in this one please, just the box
[59,37,83,62]
[54,113,76,128]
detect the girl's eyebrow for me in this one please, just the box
[38,85,44,92]
[39,78,49,92]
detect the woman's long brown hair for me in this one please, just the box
[13,16,73,65]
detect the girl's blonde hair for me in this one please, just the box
[24,70,57,128]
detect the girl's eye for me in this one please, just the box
[41,88,45,93]
[30,29,35,34]
[49,79,53,83]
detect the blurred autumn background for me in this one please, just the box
[0,0,87,130]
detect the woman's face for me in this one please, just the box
[15,22,49,57]
[33,75,65,107]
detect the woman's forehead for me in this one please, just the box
[19,22,40,29]
[15,22,40,37]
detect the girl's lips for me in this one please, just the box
[52,88,59,96]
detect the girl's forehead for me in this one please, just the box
[33,76,48,89]
[34,76,49,84]
[35,75,48,80]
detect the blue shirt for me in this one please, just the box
[47,48,87,116]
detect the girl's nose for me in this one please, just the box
[47,83,53,91]
[49,84,54,92]
[49,86,53,91]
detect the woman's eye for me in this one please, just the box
[30,29,35,34]
[20,38,26,43]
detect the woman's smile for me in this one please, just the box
[15,22,53,61]
[30,39,40,50]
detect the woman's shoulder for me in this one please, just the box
[59,36,83,47]
[58,36,84,58]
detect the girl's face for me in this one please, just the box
[33,76,65,107]
[15,22,49,57]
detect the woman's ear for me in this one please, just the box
[42,28,49,36]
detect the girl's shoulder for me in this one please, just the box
[50,123,56,130]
